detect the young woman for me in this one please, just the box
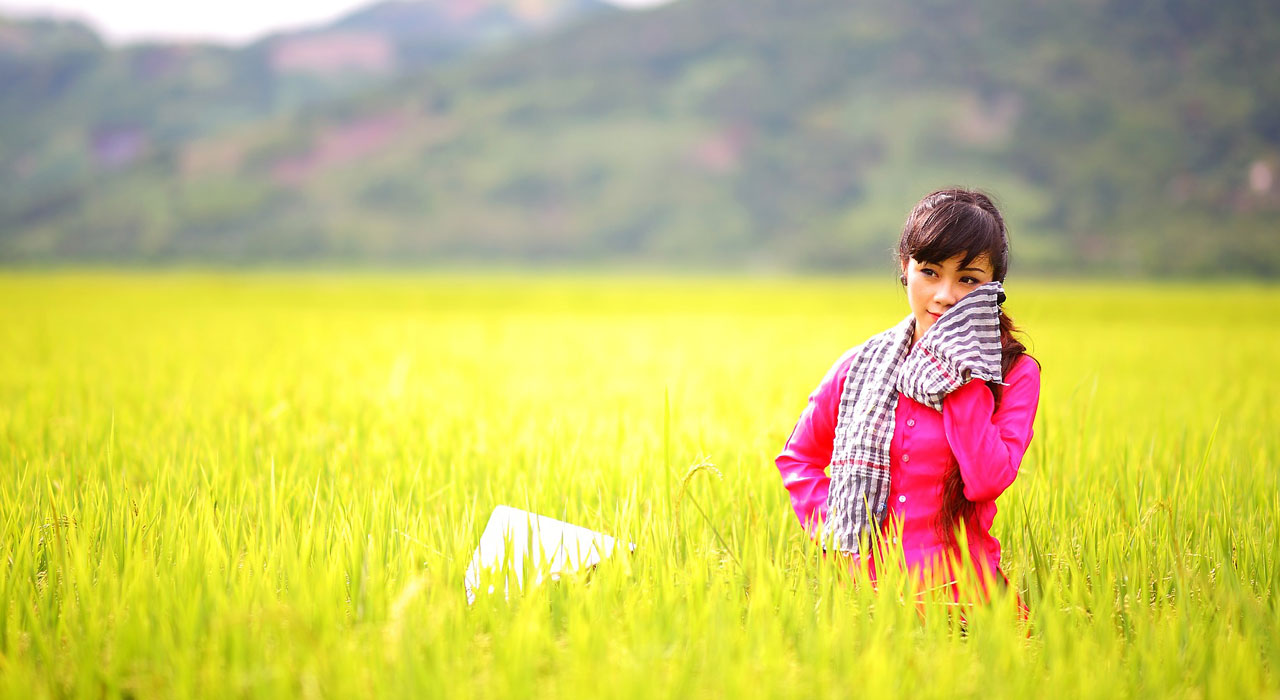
[775,188,1040,596]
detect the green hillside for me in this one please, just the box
[3,0,1278,274]
[0,0,611,248]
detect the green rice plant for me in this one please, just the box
[0,271,1276,698]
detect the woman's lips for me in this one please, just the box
[928,311,942,319]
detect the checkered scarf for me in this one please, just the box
[823,281,1006,553]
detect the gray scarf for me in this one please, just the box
[824,281,1006,553]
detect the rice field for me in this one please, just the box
[1,271,1277,698]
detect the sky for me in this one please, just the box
[0,0,677,44]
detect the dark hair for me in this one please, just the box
[895,188,1031,550]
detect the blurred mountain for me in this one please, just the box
[0,0,612,245]
[273,0,611,77]
[2,0,1278,275]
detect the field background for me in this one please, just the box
[1,272,1277,697]
[5,0,1279,275]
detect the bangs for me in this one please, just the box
[901,195,1008,276]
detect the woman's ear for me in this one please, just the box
[899,258,909,287]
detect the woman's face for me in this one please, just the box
[902,253,995,342]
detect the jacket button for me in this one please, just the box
[898,495,907,503]
[906,419,915,427]
[902,454,910,463]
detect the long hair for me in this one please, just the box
[895,188,1032,549]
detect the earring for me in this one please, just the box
[899,274,907,287]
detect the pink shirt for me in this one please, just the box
[776,346,1040,581]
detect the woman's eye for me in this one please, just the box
[961,276,979,284]
[921,268,937,277]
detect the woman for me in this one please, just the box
[775,188,1040,597]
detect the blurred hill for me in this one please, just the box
[0,0,611,248]
[2,0,1278,275]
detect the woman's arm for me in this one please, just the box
[941,354,1041,502]
[775,347,858,537]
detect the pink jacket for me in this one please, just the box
[776,346,1041,580]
